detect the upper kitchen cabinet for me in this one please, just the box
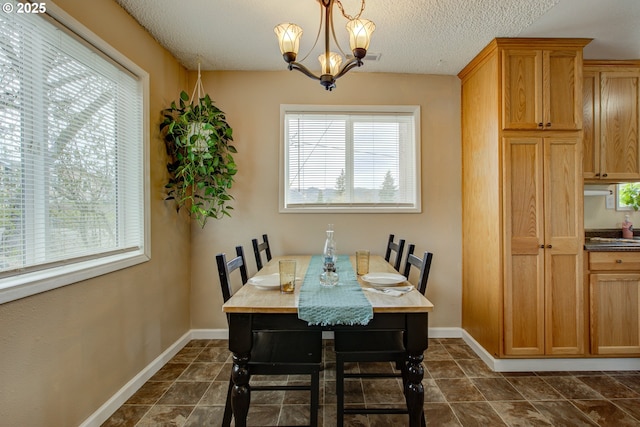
[583,61,640,181]
[503,46,585,131]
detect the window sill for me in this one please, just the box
[0,250,150,304]
[280,205,422,214]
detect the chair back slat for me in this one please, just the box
[216,246,249,303]
[252,234,272,271]
[403,244,433,295]
[384,234,405,271]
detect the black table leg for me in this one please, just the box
[405,351,425,427]
[231,353,250,426]
[228,313,253,427]
[404,313,428,427]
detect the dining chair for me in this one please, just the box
[251,233,272,271]
[384,234,406,271]
[403,244,434,295]
[333,245,433,426]
[216,246,322,427]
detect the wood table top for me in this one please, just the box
[222,255,434,314]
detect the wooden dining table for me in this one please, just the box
[222,254,434,427]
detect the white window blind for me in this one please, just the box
[0,1,149,302]
[281,105,421,213]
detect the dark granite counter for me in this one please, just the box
[585,228,640,251]
[584,241,640,251]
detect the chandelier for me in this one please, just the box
[274,0,375,91]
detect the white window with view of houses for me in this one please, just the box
[280,105,421,213]
[0,1,149,303]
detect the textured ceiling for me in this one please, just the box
[115,0,640,76]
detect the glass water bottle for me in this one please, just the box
[320,224,339,286]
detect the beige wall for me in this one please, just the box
[190,70,462,330]
[0,1,192,426]
[0,2,463,425]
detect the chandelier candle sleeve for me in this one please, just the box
[319,52,342,76]
[274,23,302,63]
[346,19,375,54]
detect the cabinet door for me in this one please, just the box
[582,70,599,179]
[543,137,584,355]
[544,50,583,130]
[503,137,584,356]
[590,273,640,355]
[503,49,582,131]
[600,70,640,180]
[503,137,545,355]
[502,50,542,130]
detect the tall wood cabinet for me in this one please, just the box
[583,61,640,181]
[459,38,589,358]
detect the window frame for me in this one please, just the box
[279,104,421,214]
[617,182,639,211]
[0,2,150,304]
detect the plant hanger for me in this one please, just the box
[159,60,238,227]
[191,58,205,102]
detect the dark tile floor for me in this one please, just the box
[102,338,640,426]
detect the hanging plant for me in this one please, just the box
[160,90,237,227]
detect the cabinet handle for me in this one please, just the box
[602,173,608,177]
[538,122,543,128]
[616,259,623,263]
[546,244,552,248]
[546,122,551,127]
[540,245,545,248]
[595,173,600,177]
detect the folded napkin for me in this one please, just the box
[298,255,373,326]
[362,285,414,297]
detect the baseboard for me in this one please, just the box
[461,330,640,372]
[79,330,192,427]
[428,327,462,338]
[190,328,228,340]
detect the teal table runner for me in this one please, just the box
[298,255,373,326]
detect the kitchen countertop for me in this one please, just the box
[584,240,640,251]
[584,229,640,251]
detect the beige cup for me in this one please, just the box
[356,250,370,276]
[279,259,296,293]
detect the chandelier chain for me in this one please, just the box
[334,0,365,21]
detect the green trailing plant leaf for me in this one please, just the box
[160,90,237,227]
